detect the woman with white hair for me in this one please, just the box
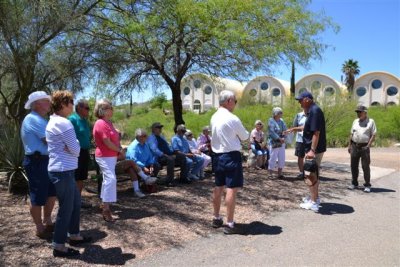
[92,99,121,222]
[267,107,288,178]
[249,120,269,169]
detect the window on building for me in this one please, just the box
[183,87,191,95]
[249,89,257,96]
[204,86,212,95]
[311,81,321,90]
[299,88,307,94]
[193,100,201,110]
[324,87,335,96]
[371,101,380,106]
[272,88,281,96]
[194,80,201,88]
[371,79,382,89]
[387,86,398,96]
[260,82,269,90]
[356,87,367,97]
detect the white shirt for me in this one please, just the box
[351,117,377,144]
[293,111,307,143]
[210,107,249,153]
[46,114,80,172]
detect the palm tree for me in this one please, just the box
[342,59,360,94]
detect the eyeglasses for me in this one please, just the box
[105,106,113,111]
[83,106,90,110]
[356,111,363,113]
[230,98,237,104]
[69,99,74,105]
[256,123,263,126]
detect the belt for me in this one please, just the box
[26,153,49,159]
[352,142,368,148]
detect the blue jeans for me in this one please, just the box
[48,170,81,245]
[186,155,205,176]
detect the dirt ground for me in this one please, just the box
[0,147,398,266]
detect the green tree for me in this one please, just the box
[0,0,100,127]
[342,59,360,95]
[93,0,337,126]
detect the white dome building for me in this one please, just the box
[353,71,400,107]
[242,76,290,106]
[295,73,344,103]
[181,73,246,112]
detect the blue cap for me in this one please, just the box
[295,91,314,100]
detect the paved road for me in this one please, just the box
[132,149,400,267]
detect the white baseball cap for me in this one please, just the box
[24,91,51,109]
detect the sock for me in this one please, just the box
[133,181,140,191]
[138,171,148,180]
[227,221,235,228]
[214,215,222,220]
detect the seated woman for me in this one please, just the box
[185,130,211,179]
[249,120,269,170]
[46,90,91,257]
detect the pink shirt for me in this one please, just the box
[93,119,120,157]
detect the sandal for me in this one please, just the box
[102,209,115,222]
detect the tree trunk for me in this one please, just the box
[171,85,185,127]
[290,60,295,96]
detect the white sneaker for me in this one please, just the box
[300,201,319,212]
[364,187,371,193]
[348,184,357,190]
[144,176,157,185]
[301,196,321,205]
[134,190,145,198]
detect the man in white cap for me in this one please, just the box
[347,105,377,192]
[21,91,56,239]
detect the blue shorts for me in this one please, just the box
[213,151,243,188]
[250,144,269,157]
[23,155,56,206]
[295,142,305,158]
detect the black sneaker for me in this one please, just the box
[211,218,223,228]
[223,225,243,235]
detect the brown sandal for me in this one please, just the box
[102,209,115,222]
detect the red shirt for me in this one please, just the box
[93,119,120,157]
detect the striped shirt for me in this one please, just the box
[46,114,80,172]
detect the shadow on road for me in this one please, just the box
[370,188,396,193]
[237,221,283,236]
[318,202,354,215]
[80,245,136,265]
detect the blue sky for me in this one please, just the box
[274,0,400,82]
[90,0,400,103]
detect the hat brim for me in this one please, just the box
[24,95,51,109]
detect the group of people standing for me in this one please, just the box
[20,87,377,257]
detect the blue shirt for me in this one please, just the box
[126,139,154,168]
[171,134,190,153]
[148,133,173,158]
[293,112,307,143]
[303,103,326,153]
[21,111,49,155]
[68,112,91,149]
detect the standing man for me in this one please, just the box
[68,99,91,207]
[296,91,326,213]
[347,105,377,192]
[290,109,307,179]
[210,90,249,234]
[21,91,56,239]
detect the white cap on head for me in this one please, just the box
[24,91,51,109]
